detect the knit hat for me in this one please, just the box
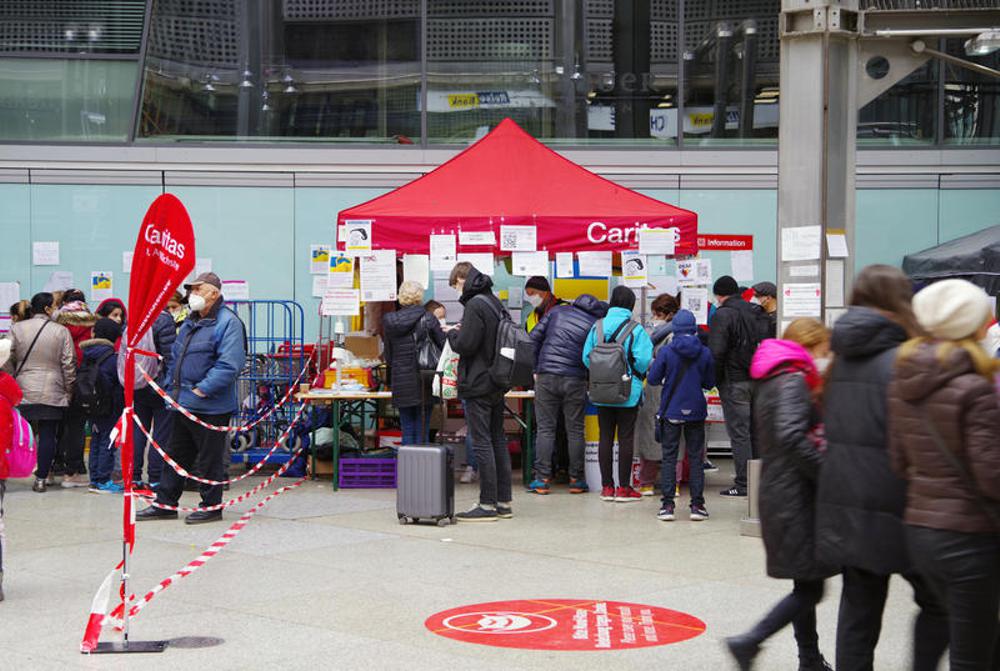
[0,339,10,369]
[713,275,739,297]
[672,309,697,335]
[524,276,551,293]
[912,279,993,341]
[94,317,122,343]
[610,285,636,311]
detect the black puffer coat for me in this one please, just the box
[383,306,445,408]
[531,294,608,378]
[755,360,833,581]
[448,268,504,399]
[816,307,911,574]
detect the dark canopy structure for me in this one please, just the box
[902,225,1000,294]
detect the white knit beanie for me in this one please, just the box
[0,338,10,369]
[912,279,993,341]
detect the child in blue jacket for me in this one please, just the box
[646,310,715,522]
[81,318,125,494]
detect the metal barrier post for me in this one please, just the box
[740,458,762,537]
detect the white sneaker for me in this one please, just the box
[61,473,89,488]
[459,465,477,484]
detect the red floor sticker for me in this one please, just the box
[425,599,706,651]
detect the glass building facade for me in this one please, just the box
[3,0,997,147]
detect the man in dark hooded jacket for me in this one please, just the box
[447,263,511,522]
[527,294,608,495]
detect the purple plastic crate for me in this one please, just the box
[338,457,397,489]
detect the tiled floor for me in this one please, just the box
[0,462,926,670]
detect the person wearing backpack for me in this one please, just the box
[447,262,512,522]
[582,286,654,503]
[384,281,446,445]
[709,275,764,498]
[137,273,247,525]
[4,293,76,493]
[647,310,715,521]
[81,319,125,494]
[0,339,23,601]
[129,307,177,489]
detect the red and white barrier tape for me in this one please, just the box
[140,362,307,434]
[133,401,307,487]
[91,480,305,639]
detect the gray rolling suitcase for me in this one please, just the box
[396,444,454,526]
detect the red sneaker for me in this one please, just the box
[615,486,642,502]
[600,486,615,501]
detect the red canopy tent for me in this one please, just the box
[337,118,698,256]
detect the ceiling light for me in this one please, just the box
[965,29,1000,57]
[240,69,254,88]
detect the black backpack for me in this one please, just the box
[728,305,766,374]
[473,294,536,391]
[73,350,115,417]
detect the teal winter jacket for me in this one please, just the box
[582,306,654,408]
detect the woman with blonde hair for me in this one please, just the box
[727,318,834,671]
[888,279,1000,671]
[383,282,446,445]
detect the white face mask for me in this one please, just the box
[187,293,207,313]
[814,357,831,373]
[525,294,544,308]
[651,318,667,327]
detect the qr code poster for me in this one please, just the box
[499,225,537,252]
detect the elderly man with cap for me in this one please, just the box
[137,272,246,524]
[523,276,566,333]
[752,281,778,339]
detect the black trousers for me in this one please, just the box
[155,412,231,508]
[464,394,511,507]
[908,525,1000,671]
[596,405,638,489]
[742,579,825,662]
[836,565,949,671]
[55,406,87,475]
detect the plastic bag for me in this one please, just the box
[117,326,160,390]
[432,340,460,400]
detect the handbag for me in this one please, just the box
[920,409,1000,531]
[413,317,442,372]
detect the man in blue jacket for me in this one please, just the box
[137,272,246,525]
[527,294,608,495]
[647,310,715,522]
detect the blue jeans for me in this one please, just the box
[398,405,432,446]
[88,416,119,485]
[660,420,706,507]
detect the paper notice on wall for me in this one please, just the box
[676,259,712,287]
[222,280,250,301]
[683,287,709,325]
[499,225,537,252]
[90,271,113,303]
[783,283,822,317]
[459,230,496,247]
[555,252,575,278]
[731,250,754,282]
[433,277,460,303]
[788,264,820,277]
[429,234,457,272]
[328,253,355,289]
[311,275,328,298]
[508,286,523,309]
[0,315,10,335]
[311,244,332,274]
[344,220,373,254]
[648,275,679,298]
[403,254,430,288]
[647,255,668,278]
[43,271,74,293]
[360,249,397,302]
[622,251,647,288]
[511,251,549,277]
[0,282,20,310]
[457,253,494,276]
[781,226,822,261]
[638,228,675,256]
[825,259,845,308]
[337,225,347,248]
[826,232,849,258]
[577,251,612,277]
[33,241,60,266]
[321,288,360,316]
[122,252,133,274]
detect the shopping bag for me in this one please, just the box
[433,340,460,400]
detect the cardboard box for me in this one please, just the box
[345,335,380,360]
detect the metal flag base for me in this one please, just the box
[88,640,169,654]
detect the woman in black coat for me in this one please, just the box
[383,281,445,446]
[816,265,947,671]
[726,319,834,671]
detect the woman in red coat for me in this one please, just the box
[0,338,25,601]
